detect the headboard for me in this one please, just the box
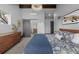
[59,28,79,33]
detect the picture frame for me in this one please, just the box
[0,10,11,24]
[63,9,79,24]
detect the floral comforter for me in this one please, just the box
[47,34,79,54]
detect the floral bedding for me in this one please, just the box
[46,31,79,54]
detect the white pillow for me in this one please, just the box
[71,33,79,44]
[55,34,62,40]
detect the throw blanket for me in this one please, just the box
[24,34,53,54]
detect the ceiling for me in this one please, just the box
[19,4,56,9]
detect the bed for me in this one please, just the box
[24,34,53,54]
[49,29,79,54]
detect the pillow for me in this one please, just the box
[54,31,73,40]
[64,32,74,40]
[55,33,63,40]
[71,33,79,44]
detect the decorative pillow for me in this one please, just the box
[71,33,79,44]
[55,33,63,40]
[54,31,74,41]
[64,32,74,40]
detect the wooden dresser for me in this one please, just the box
[0,32,21,54]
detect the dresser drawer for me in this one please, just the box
[0,32,21,53]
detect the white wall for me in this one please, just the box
[0,24,12,34]
[55,4,79,31]
[37,22,45,34]
[55,4,79,16]
[22,9,45,33]
[31,20,39,33]
[0,5,55,34]
[22,9,55,33]
[31,20,45,34]
[22,9,44,20]
[0,4,23,34]
[45,19,53,33]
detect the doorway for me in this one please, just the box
[50,21,54,34]
[31,20,45,34]
[23,20,31,37]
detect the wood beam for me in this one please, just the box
[19,4,56,8]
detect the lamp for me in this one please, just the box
[32,4,42,11]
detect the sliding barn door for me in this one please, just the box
[23,20,31,37]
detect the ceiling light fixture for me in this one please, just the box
[32,4,42,11]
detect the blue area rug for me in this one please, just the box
[24,34,53,54]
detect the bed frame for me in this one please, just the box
[60,28,79,33]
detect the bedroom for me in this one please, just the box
[0,4,79,54]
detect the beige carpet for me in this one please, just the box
[5,37,32,54]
